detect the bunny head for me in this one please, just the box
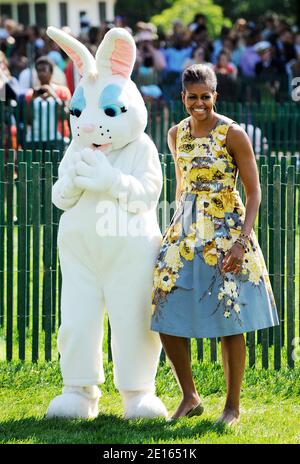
[47,26,147,153]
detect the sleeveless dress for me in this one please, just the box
[151,116,279,338]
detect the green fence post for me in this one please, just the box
[197,338,203,362]
[6,163,14,361]
[0,101,4,147]
[8,149,14,164]
[210,338,217,363]
[280,155,286,347]
[158,153,167,233]
[51,150,59,332]
[38,100,42,152]
[160,103,166,154]
[17,163,27,360]
[256,154,266,345]
[32,163,41,362]
[44,162,53,360]
[286,165,295,368]
[260,165,269,369]
[0,149,4,327]
[273,165,282,370]
[268,155,276,347]
[25,150,32,329]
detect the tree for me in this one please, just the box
[150,0,231,38]
[115,0,176,27]
[214,0,300,23]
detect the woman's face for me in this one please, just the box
[194,48,205,62]
[182,82,217,121]
[218,54,229,67]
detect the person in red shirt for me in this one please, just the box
[24,56,71,152]
[214,50,238,77]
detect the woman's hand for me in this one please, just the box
[221,242,245,274]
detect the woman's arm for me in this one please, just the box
[221,123,261,273]
[227,123,261,236]
[167,125,182,205]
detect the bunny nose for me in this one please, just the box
[81,124,95,133]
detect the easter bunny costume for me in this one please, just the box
[45,27,167,419]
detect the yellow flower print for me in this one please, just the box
[236,205,245,216]
[203,241,218,266]
[230,228,241,241]
[224,310,231,318]
[181,133,193,143]
[227,218,235,227]
[221,191,236,213]
[216,236,232,252]
[211,169,225,181]
[224,280,237,295]
[234,304,241,313]
[214,159,227,173]
[195,145,209,157]
[164,245,184,272]
[205,196,225,218]
[218,291,225,300]
[153,267,161,288]
[249,266,261,285]
[215,132,226,146]
[195,214,215,241]
[156,268,178,293]
[177,156,192,169]
[188,167,213,183]
[227,299,232,305]
[167,222,182,242]
[244,253,262,285]
[179,234,196,261]
[221,176,236,188]
[217,124,229,136]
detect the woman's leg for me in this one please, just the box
[218,333,246,425]
[160,333,201,418]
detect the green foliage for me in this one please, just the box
[115,0,175,27]
[151,0,231,37]
[214,0,300,23]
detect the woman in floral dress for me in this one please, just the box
[151,64,279,425]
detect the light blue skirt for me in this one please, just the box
[151,193,279,338]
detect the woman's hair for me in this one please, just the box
[182,64,217,92]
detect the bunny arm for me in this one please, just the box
[52,142,84,211]
[108,136,163,214]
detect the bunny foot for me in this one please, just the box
[46,386,101,419]
[121,390,168,419]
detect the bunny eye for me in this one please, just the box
[103,105,127,117]
[70,108,82,118]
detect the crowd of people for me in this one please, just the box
[0,12,299,143]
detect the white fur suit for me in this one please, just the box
[46,26,167,419]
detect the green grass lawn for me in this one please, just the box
[0,361,299,444]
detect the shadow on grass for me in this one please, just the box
[0,413,229,444]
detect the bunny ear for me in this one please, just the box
[95,28,136,79]
[47,26,97,77]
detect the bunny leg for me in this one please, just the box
[105,263,168,419]
[46,248,105,419]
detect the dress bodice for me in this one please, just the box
[176,116,238,195]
